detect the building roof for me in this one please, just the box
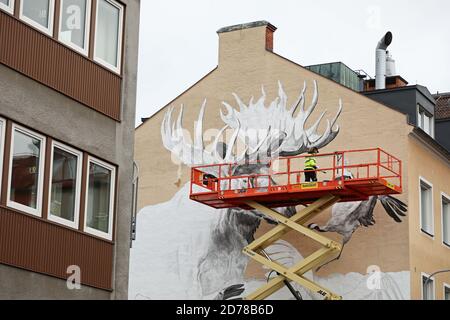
[305,61,356,72]
[361,84,436,127]
[305,61,361,91]
[363,84,436,106]
[433,92,450,120]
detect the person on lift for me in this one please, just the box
[304,147,319,182]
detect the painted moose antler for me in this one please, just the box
[161,80,342,166]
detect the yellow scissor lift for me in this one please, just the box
[189,148,403,300]
[243,196,342,300]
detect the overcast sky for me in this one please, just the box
[135,0,450,126]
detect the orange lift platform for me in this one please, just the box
[190,148,402,300]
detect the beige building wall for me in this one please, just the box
[135,23,413,278]
[408,133,450,300]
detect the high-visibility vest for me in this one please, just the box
[305,157,317,170]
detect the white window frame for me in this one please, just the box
[419,176,434,238]
[58,0,92,56]
[7,124,46,217]
[19,0,55,36]
[444,283,450,300]
[441,192,450,248]
[425,113,434,138]
[417,108,424,129]
[0,0,15,14]
[0,118,6,192]
[417,104,434,138]
[421,272,435,300]
[93,0,124,74]
[84,156,116,240]
[47,141,83,229]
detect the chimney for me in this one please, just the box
[375,31,393,90]
[217,21,277,66]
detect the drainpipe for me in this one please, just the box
[130,161,139,248]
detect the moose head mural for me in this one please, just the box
[160,80,343,296]
[128,80,407,300]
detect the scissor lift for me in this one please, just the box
[190,148,402,300]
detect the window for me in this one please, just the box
[426,114,433,137]
[442,193,450,247]
[58,0,91,55]
[94,0,124,73]
[420,178,434,236]
[418,109,423,129]
[84,156,116,240]
[0,118,6,190]
[444,284,450,300]
[422,273,435,300]
[0,0,14,14]
[417,105,434,137]
[48,142,82,229]
[7,125,46,216]
[19,0,55,36]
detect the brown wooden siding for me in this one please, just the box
[0,206,114,290]
[0,11,122,121]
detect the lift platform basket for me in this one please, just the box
[190,148,402,210]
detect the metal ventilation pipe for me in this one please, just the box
[375,31,393,89]
[385,51,396,76]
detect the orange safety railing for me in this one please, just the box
[190,148,402,197]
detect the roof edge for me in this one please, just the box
[410,128,450,162]
[217,21,277,34]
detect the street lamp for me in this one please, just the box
[423,269,450,300]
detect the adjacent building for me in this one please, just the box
[134,21,450,300]
[0,0,140,299]
[434,92,450,152]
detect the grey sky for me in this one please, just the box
[135,0,450,126]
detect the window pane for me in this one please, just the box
[420,183,432,234]
[443,199,450,244]
[50,147,78,222]
[422,276,434,300]
[95,0,120,67]
[0,0,10,6]
[10,130,42,209]
[60,0,88,49]
[420,182,434,235]
[22,0,51,28]
[424,115,430,134]
[418,111,423,128]
[428,116,433,136]
[86,162,112,233]
[445,287,450,300]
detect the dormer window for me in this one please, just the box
[417,104,434,137]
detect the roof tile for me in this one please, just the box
[433,93,450,120]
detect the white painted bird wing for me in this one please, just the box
[331,201,362,217]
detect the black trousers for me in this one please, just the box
[304,169,317,182]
